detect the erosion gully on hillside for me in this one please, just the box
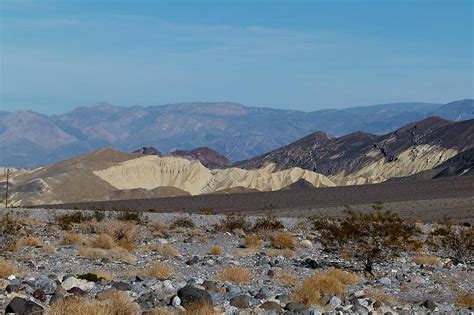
[34,176,474,223]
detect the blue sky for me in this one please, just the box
[0,0,472,114]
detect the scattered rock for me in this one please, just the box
[177,285,213,308]
[5,297,44,315]
[230,295,251,309]
[260,301,283,312]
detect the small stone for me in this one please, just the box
[62,277,94,291]
[33,276,56,295]
[285,302,307,312]
[96,288,118,301]
[267,270,276,278]
[378,277,391,285]
[186,256,199,266]
[329,296,342,308]
[230,295,251,309]
[202,281,219,292]
[422,300,438,312]
[112,281,131,291]
[33,288,47,302]
[276,294,291,305]
[301,239,312,248]
[68,287,87,296]
[260,301,282,312]
[172,296,181,307]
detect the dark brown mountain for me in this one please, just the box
[133,146,230,168]
[170,147,230,169]
[236,117,474,184]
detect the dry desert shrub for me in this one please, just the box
[413,255,441,266]
[115,210,143,224]
[215,267,252,284]
[89,234,115,249]
[310,206,421,273]
[252,216,284,232]
[243,235,262,248]
[0,259,16,278]
[232,248,258,257]
[149,220,169,237]
[271,232,296,250]
[210,245,224,256]
[405,239,424,252]
[138,262,174,279]
[156,244,179,257]
[183,301,218,315]
[42,244,56,253]
[364,288,399,305]
[108,221,141,251]
[170,217,195,230]
[55,211,95,230]
[147,307,175,315]
[49,291,139,315]
[275,268,299,287]
[293,268,358,306]
[429,222,473,264]
[17,236,43,248]
[78,247,137,265]
[456,293,474,308]
[93,270,116,281]
[213,214,251,233]
[62,232,87,245]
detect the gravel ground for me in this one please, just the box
[0,208,472,314]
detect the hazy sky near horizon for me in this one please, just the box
[1,0,473,114]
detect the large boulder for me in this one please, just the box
[5,297,44,315]
[177,285,213,308]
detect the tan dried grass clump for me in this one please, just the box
[138,262,174,279]
[0,259,16,278]
[271,232,295,250]
[17,236,43,248]
[89,234,115,249]
[183,301,218,315]
[232,248,258,257]
[210,245,224,256]
[275,268,299,287]
[78,247,137,264]
[62,232,87,245]
[293,268,358,306]
[243,235,262,248]
[156,244,179,257]
[215,267,252,284]
[93,270,116,281]
[413,255,441,266]
[42,244,56,253]
[456,293,474,308]
[147,307,175,315]
[149,220,169,237]
[48,291,139,315]
[364,288,399,305]
[110,221,140,251]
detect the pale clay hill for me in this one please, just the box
[3,149,334,206]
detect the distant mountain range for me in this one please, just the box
[2,115,473,206]
[1,99,472,167]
